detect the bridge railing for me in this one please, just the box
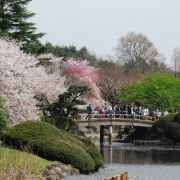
[79,113,155,121]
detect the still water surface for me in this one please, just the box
[65,143,180,180]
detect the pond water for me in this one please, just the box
[65,143,180,180]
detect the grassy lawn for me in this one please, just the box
[0,147,51,179]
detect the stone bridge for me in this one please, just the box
[77,114,156,145]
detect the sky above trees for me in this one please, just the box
[28,0,180,66]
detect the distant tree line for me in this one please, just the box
[0,0,172,73]
[39,43,98,65]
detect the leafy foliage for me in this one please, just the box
[42,43,98,65]
[3,121,103,173]
[0,99,8,135]
[152,113,180,142]
[44,85,89,129]
[174,113,180,124]
[119,73,180,111]
[77,136,103,168]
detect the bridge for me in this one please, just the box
[77,114,156,145]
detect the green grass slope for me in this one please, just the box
[0,147,50,178]
[3,121,103,173]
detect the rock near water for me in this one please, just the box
[41,161,79,180]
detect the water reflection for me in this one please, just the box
[65,143,180,180]
[99,143,180,165]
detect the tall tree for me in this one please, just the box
[97,60,144,107]
[0,0,44,51]
[97,60,125,107]
[116,32,162,72]
[172,48,180,77]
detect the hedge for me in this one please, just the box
[3,121,103,173]
[0,99,8,135]
[174,113,180,124]
[152,113,180,142]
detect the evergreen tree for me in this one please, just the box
[44,85,89,130]
[43,42,98,64]
[0,0,44,51]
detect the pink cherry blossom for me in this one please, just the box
[63,59,104,106]
[0,39,104,124]
[65,59,98,84]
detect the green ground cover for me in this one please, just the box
[0,147,51,177]
[3,121,103,174]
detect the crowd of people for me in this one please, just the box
[86,103,170,120]
[86,103,150,118]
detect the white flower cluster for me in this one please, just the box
[0,39,66,124]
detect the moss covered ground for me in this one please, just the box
[0,147,51,178]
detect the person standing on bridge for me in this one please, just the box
[107,104,113,118]
[114,105,120,118]
[127,104,132,115]
[86,103,93,119]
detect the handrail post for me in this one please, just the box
[87,114,92,132]
[108,125,113,145]
[100,125,104,145]
[131,112,135,128]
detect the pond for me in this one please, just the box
[65,143,180,180]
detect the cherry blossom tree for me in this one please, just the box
[63,59,104,106]
[65,59,98,84]
[0,39,66,124]
[0,39,105,124]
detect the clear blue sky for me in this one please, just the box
[29,0,180,66]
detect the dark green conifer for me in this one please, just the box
[0,0,44,52]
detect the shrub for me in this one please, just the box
[152,114,180,142]
[0,111,8,134]
[174,113,180,124]
[0,99,8,135]
[76,136,103,169]
[3,121,103,173]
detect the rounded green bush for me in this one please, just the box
[0,110,8,134]
[76,136,103,169]
[0,99,8,135]
[152,114,180,142]
[174,113,180,124]
[3,121,103,173]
